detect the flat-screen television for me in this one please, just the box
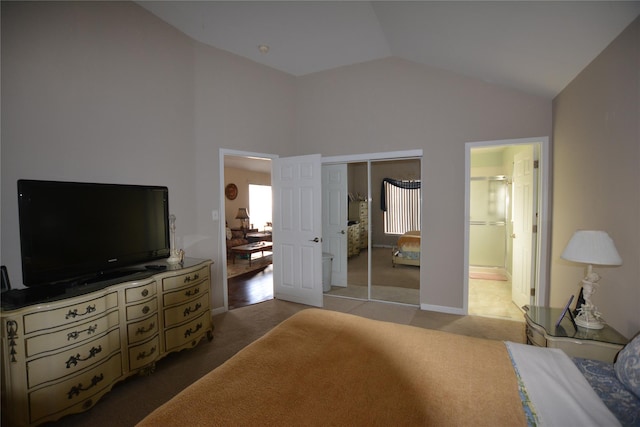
[18,180,170,287]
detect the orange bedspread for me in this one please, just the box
[138,309,526,427]
[397,231,420,251]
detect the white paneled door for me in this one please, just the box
[272,154,323,307]
[511,146,537,309]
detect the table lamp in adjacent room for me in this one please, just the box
[560,230,622,329]
[236,208,250,230]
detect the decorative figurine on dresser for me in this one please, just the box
[1,180,214,426]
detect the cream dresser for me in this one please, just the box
[349,201,369,250]
[1,258,213,427]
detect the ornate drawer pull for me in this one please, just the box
[142,305,150,315]
[183,273,200,283]
[66,305,97,319]
[66,346,102,368]
[68,324,98,341]
[184,322,203,338]
[6,320,19,363]
[137,346,157,360]
[141,289,149,297]
[136,322,155,335]
[67,373,104,399]
[185,287,200,297]
[183,303,202,317]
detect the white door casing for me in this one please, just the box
[511,146,537,308]
[272,154,323,307]
[322,164,348,287]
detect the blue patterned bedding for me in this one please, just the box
[572,357,640,427]
[394,249,419,260]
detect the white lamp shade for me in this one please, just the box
[561,230,622,266]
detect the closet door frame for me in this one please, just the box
[323,149,423,303]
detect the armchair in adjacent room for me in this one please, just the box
[225,223,248,255]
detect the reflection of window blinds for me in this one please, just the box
[383,180,421,234]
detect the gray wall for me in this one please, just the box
[551,16,639,337]
[295,58,551,310]
[4,2,638,335]
[2,1,196,286]
[1,2,297,309]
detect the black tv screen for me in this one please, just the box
[18,180,170,287]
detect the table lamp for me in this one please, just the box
[236,208,250,230]
[560,230,622,329]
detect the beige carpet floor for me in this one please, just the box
[54,298,525,427]
[346,247,420,288]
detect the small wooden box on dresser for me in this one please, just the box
[1,258,213,427]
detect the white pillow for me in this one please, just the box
[225,227,232,240]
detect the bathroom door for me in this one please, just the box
[511,146,536,308]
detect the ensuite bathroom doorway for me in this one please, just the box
[466,138,549,321]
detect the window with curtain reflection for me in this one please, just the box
[381,178,421,234]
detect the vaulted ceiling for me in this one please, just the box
[138,1,640,99]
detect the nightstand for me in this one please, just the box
[524,305,628,362]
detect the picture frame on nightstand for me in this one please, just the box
[555,294,577,330]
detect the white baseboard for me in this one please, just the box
[420,303,466,316]
[211,306,227,316]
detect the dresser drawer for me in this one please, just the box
[163,292,209,328]
[162,266,209,292]
[27,328,121,388]
[163,280,208,307]
[127,313,158,345]
[128,335,159,371]
[24,292,118,334]
[25,310,119,358]
[525,322,547,347]
[28,353,123,424]
[164,312,209,352]
[125,281,157,304]
[126,298,158,322]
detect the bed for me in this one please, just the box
[392,230,420,267]
[137,309,639,426]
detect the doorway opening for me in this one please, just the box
[465,137,550,320]
[221,151,275,310]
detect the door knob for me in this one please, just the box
[310,237,320,242]
[340,230,345,234]
[511,233,516,238]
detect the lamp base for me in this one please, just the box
[575,312,604,329]
[166,255,182,265]
[167,249,183,265]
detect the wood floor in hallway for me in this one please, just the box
[227,265,273,310]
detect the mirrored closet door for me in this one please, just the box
[322,158,420,306]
